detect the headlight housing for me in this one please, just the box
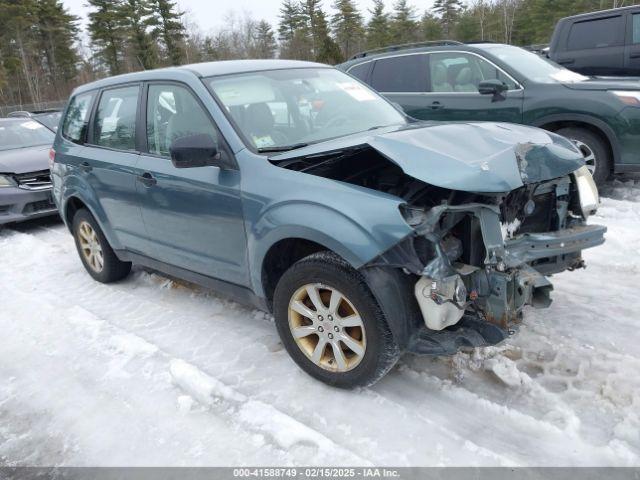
[573,166,599,218]
[0,174,16,188]
[611,90,640,106]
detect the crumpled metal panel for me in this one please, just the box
[270,121,586,193]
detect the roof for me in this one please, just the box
[558,4,640,22]
[73,59,328,95]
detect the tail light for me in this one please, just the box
[48,148,56,169]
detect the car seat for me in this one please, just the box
[432,63,453,92]
[454,67,477,92]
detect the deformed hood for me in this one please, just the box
[0,145,51,174]
[271,122,585,193]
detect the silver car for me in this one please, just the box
[0,118,58,225]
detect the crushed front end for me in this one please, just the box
[370,166,606,355]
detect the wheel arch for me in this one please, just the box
[249,200,413,301]
[61,188,121,251]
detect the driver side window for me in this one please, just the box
[146,84,217,157]
[428,52,517,93]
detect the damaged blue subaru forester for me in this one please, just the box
[51,60,606,388]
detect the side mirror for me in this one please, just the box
[478,80,509,102]
[169,134,222,169]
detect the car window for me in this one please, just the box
[567,16,624,50]
[370,55,427,92]
[34,112,62,132]
[633,14,640,44]
[428,52,517,93]
[93,86,139,151]
[62,92,95,143]
[0,120,55,151]
[146,84,217,157]
[348,63,370,82]
[208,68,405,151]
[480,44,587,83]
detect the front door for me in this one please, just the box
[136,83,249,287]
[394,51,524,124]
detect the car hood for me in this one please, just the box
[270,122,584,193]
[562,77,640,91]
[0,145,50,174]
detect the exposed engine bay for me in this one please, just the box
[271,144,606,353]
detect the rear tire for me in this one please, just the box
[71,209,131,283]
[556,127,611,185]
[273,251,400,388]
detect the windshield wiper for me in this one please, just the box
[257,143,309,153]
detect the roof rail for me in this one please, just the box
[349,40,463,60]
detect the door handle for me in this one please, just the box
[630,53,640,59]
[429,101,445,110]
[79,161,92,172]
[137,172,157,187]
[558,58,575,65]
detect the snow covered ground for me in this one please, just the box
[1,177,639,467]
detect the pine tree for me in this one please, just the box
[366,0,390,49]
[300,0,331,59]
[33,0,79,97]
[278,0,307,58]
[120,0,159,70]
[421,12,443,41]
[149,0,185,66]
[389,0,419,44]
[87,0,127,75]
[332,0,365,60]
[432,0,463,38]
[252,20,277,58]
[278,0,303,43]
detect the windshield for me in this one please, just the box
[0,120,55,151]
[480,45,588,84]
[34,111,62,132]
[207,68,406,151]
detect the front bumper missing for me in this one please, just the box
[412,202,607,333]
[503,224,606,269]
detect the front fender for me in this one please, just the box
[248,199,413,297]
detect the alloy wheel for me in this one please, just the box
[571,139,597,175]
[77,220,104,273]
[288,283,366,372]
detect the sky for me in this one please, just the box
[62,0,433,34]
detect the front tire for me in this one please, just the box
[273,252,400,388]
[71,209,131,283]
[556,127,611,185]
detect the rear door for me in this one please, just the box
[558,15,625,75]
[135,82,248,286]
[80,84,148,252]
[365,53,431,119]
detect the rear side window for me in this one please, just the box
[370,55,427,92]
[633,14,640,44]
[93,85,140,151]
[348,63,370,82]
[567,16,624,50]
[61,92,95,143]
[146,84,217,157]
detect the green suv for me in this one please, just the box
[338,41,640,184]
